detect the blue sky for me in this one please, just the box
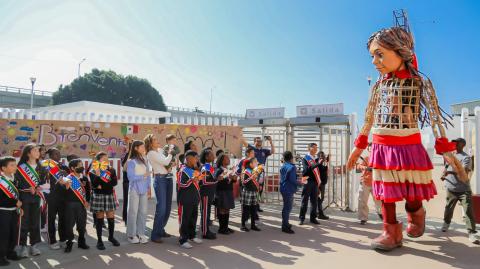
[0,0,479,117]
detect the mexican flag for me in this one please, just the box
[121,124,139,136]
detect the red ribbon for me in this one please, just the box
[354,135,369,150]
[434,137,456,155]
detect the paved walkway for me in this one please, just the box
[8,198,479,269]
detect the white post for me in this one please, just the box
[349,112,358,211]
[474,107,480,194]
[461,107,471,153]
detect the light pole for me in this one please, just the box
[366,75,372,86]
[78,58,86,77]
[30,77,36,109]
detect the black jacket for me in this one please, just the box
[302,155,320,185]
[200,163,217,198]
[177,166,200,205]
[215,167,233,191]
[90,168,118,195]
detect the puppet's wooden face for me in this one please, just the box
[369,40,405,75]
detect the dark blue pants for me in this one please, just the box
[151,174,173,241]
[281,192,294,229]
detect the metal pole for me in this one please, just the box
[30,78,36,109]
[78,58,86,78]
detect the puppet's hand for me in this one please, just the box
[347,147,363,171]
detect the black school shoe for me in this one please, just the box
[96,240,106,250]
[310,219,320,225]
[202,232,217,240]
[282,227,295,234]
[109,237,120,247]
[78,241,90,250]
[65,241,73,253]
[240,226,250,232]
[250,226,261,231]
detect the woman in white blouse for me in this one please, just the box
[145,134,176,243]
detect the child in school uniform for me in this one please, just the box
[14,143,48,258]
[89,152,120,250]
[214,154,237,235]
[0,157,22,266]
[241,158,261,232]
[177,150,202,249]
[63,159,91,253]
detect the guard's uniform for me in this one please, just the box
[299,154,320,222]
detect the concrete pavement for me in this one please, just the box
[8,195,479,269]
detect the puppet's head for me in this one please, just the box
[367,27,418,77]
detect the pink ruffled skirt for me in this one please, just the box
[369,128,437,203]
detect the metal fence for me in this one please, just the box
[241,123,351,210]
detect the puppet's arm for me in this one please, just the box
[422,78,468,182]
[347,84,379,170]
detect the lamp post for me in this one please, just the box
[78,58,86,77]
[367,75,372,86]
[30,77,36,109]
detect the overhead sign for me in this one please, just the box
[296,103,344,117]
[246,107,285,119]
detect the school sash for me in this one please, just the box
[98,168,119,207]
[244,169,260,190]
[41,159,63,181]
[182,167,201,191]
[200,163,217,186]
[17,163,41,188]
[66,174,87,208]
[17,163,47,208]
[0,176,19,200]
[304,154,321,186]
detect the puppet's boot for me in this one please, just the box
[371,222,403,251]
[406,207,426,238]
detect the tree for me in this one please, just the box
[52,69,167,111]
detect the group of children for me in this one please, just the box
[176,145,263,249]
[0,143,123,266]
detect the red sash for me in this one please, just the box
[66,174,87,208]
[305,155,321,186]
[0,176,19,200]
[244,169,260,190]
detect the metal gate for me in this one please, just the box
[241,126,287,203]
[241,122,351,209]
[292,126,350,209]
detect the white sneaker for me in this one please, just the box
[30,245,41,256]
[441,222,450,232]
[190,238,202,244]
[468,232,480,244]
[50,242,60,250]
[59,241,67,248]
[180,242,193,249]
[19,246,29,258]
[139,235,149,244]
[128,236,140,244]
